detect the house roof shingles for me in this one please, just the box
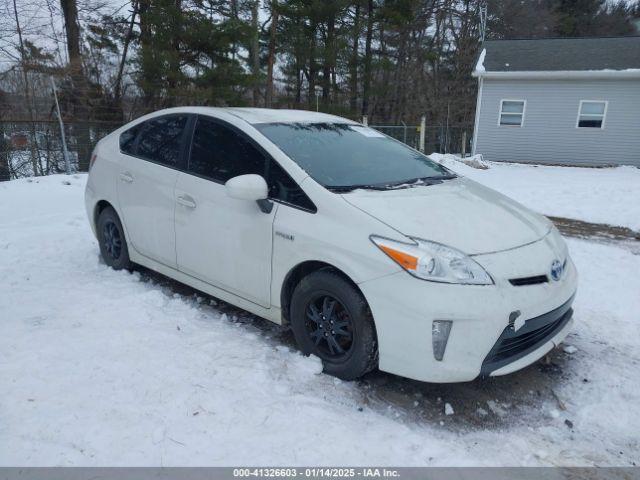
[482,36,640,72]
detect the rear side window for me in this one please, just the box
[189,116,266,182]
[136,115,189,168]
[119,124,142,155]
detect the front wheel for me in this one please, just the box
[290,270,378,380]
[97,206,131,270]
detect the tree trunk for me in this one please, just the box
[114,0,139,112]
[251,0,261,106]
[307,25,318,108]
[295,67,302,105]
[60,0,92,171]
[0,100,9,181]
[349,3,360,113]
[265,0,278,107]
[164,0,182,107]
[322,12,336,105]
[361,0,373,117]
[230,0,239,61]
[60,0,82,74]
[138,0,155,108]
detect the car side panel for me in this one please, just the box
[270,178,403,313]
[84,134,123,237]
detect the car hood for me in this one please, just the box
[341,177,551,255]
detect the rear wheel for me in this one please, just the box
[290,270,377,380]
[97,206,131,270]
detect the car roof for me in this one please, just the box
[223,107,358,125]
[152,106,357,125]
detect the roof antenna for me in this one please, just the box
[479,2,488,43]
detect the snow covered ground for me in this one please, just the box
[1,174,639,466]
[430,154,640,231]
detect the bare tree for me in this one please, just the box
[114,0,139,109]
[0,89,10,181]
[11,0,41,176]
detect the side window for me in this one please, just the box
[499,99,525,127]
[119,124,142,155]
[136,115,188,168]
[267,160,317,212]
[577,101,607,128]
[189,116,266,182]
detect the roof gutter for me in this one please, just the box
[472,69,640,80]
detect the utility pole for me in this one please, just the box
[51,78,71,175]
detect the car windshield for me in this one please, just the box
[254,122,455,191]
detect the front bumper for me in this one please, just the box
[359,234,578,383]
[480,293,574,377]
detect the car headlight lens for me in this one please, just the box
[370,235,493,285]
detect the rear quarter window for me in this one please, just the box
[119,124,142,155]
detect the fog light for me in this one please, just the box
[432,320,452,361]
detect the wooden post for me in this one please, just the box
[461,131,467,157]
[419,116,426,153]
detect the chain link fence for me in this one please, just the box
[0,114,473,181]
[0,120,121,180]
[371,124,473,156]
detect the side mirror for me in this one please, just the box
[224,174,273,213]
[225,174,268,201]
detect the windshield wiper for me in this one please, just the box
[327,184,393,193]
[327,174,457,193]
[386,174,457,187]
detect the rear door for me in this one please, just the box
[116,114,191,268]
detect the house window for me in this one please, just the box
[499,100,525,127]
[577,101,607,129]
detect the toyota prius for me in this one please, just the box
[85,107,577,382]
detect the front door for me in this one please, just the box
[174,116,275,307]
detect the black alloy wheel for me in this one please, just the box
[97,206,131,270]
[290,270,378,380]
[304,294,355,360]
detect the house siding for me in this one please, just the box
[474,78,640,167]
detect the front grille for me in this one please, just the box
[509,275,548,286]
[480,294,575,376]
[488,314,567,363]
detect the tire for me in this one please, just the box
[97,206,131,270]
[290,270,378,380]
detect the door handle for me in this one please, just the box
[176,195,197,209]
[119,172,134,183]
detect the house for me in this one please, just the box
[471,36,640,167]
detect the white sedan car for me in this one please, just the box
[85,107,577,382]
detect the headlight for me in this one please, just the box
[370,235,493,285]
